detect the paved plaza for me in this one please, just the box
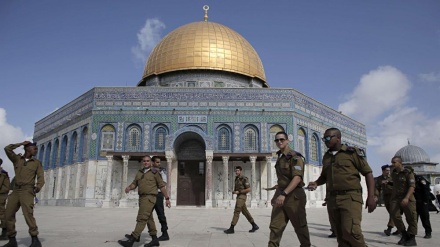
[3,205,439,247]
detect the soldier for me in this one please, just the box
[151,156,169,241]
[389,156,417,246]
[3,141,44,247]
[0,159,10,240]
[224,166,259,234]
[413,172,432,239]
[375,164,399,236]
[118,155,171,247]
[268,131,311,247]
[308,128,376,247]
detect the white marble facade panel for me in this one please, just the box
[79,162,87,198]
[112,160,123,201]
[68,165,76,199]
[94,162,107,199]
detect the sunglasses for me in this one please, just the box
[321,135,336,142]
[274,138,286,143]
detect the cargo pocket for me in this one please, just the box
[351,218,362,240]
[350,194,363,205]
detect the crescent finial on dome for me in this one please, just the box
[203,5,209,21]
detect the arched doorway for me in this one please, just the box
[174,131,206,206]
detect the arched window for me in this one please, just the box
[81,127,89,161]
[60,136,68,166]
[154,126,167,150]
[244,126,258,151]
[269,125,284,151]
[217,126,231,151]
[297,128,306,156]
[126,125,142,151]
[311,135,318,161]
[52,139,59,168]
[44,144,51,170]
[69,132,78,164]
[100,124,116,151]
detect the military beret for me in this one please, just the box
[381,164,390,170]
[24,142,37,148]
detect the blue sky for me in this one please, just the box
[1,0,440,176]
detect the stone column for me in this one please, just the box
[55,167,63,199]
[74,163,83,199]
[102,155,114,208]
[222,156,229,208]
[205,150,214,208]
[165,154,173,198]
[64,165,71,199]
[119,155,130,207]
[250,156,258,208]
[266,156,273,207]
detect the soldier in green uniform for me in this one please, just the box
[3,141,44,247]
[0,159,10,241]
[268,131,311,247]
[118,155,171,247]
[224,166,259,234]
[375,164,398,236]
[389,156,417,246]
[308,128,376,247]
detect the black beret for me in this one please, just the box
[24,142,37,148]
[381,164,390,170]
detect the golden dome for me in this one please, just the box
[142,21,267,86]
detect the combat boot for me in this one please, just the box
[403,234,417,246]
[397,231,409,245]
[124,234,140,242]
[392,229,401,235]
[423,233,431,239]
[1,237,17,247]
[328,231,336,238]
[383,226,392,236]
[157,231,169,241]
[249,222,259,232]
[224,225,234,234]
[144,235,160,247]
[118,234,139,247]
[0,228,7,240]
[29,236,42,247]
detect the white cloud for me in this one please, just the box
[0,108,31,177]
[131,18,166,64]
[339,66,440,174]
[338,66,411,124]
[419,71,440,83]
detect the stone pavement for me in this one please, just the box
[3,206,439,247]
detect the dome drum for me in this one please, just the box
[138,69,266,88]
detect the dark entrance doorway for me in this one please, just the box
[177,160,205,206]
[174,131,206,206]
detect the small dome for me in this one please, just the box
[141,21,267,86]
[394,144,430,163]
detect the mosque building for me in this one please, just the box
[394,142,440,190]
[33,7,368,208]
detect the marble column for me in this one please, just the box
[250,156,258,208]
[165,154,173,199]
[222,156,229,208]
[119,155,130,207]
[266,156,273,207]
[74,163,83,199]
[205,151,213,208]
[102,155,114,208]
[64,165,71,199]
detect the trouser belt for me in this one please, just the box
[330,189,362,196]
